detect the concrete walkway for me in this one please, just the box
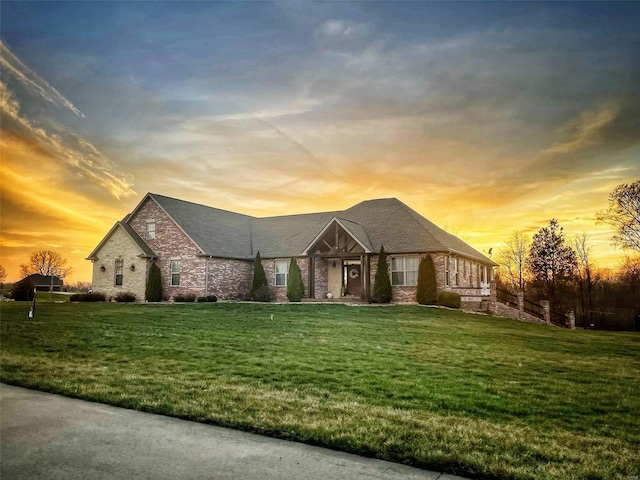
[1,384,470,480]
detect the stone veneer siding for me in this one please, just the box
[128,198,206,300]
[91,226,149,301]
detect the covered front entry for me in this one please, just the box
[302,216,374,301]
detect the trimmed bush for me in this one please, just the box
[197,295,218,303]
[438,291,461,309]
[371,245,392,303]
[173,294,196,302]
[70,292,106,302]
[417,255,438,305]
[114,292,136,302]
[145,262,163,302]
[287,258,304,302]
[10,278,34,301]
[250,252,271,302]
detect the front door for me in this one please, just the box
[345,264,361,296]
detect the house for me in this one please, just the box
[26,274,64,292]
[87,193,497,305]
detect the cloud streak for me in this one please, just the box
[1,40,84,118]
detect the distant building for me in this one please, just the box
[26,274,64,292]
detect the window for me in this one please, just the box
[114,259,124,286]
[391,256,418,286]
[170,260,181,286]
[275,259,290,286]
[453,257,459,286]
[146,222,156,239]
[445,256,450,286]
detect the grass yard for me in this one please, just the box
[1,302,638,480]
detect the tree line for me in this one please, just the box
[495,181,640,330]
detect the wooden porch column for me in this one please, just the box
[308,255,315,299]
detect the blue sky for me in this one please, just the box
[1,1,639,281]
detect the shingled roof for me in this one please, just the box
[137,194,496,265]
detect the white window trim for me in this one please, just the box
[146,221,156,240]
[453,257,459,286]
[391,255,419,286]
[114,259,124,287]
[275,259,290,287]
[445,256,450,287]
[170,259,181,286]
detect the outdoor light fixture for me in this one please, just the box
[332,261,337,268]
[100,265,106,272]
[130,264,136,272]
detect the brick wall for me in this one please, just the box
[262,257,310,302]
[207,258,253,300]
[91,226,149,301]
[129,198,206,300]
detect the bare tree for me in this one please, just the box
[0,264,6,285]
[495,231,529,292]
[573,233,594,328]
[19,250,73,280]
[596,180,640,252]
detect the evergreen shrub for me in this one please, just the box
[173,294,196,302]
[10,278,34,301]
[371,246,392,303]
[287,258,304,302]
[197,295,218,303]
[417,255,438,305]
[250,252,271,302]
[438,292,461,309]
[114,292,136,302]
[145,262,163,302]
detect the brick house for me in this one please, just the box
[87,193,497,304]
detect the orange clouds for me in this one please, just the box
[0,133,129,282]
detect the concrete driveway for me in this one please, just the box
[1,384,470,480]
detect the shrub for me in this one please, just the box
[417,255,438,305]
[70,292,106,302]
[438,291,461,309]
[286,258,304,302]
[173,294,196,302]
[250,252,271,302]
[114,292,136,302]
[371,245,392,303]
[197,295,218,303]
[10,278,34,301]
[145,262,163,302]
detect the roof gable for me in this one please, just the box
[87,221,156,261]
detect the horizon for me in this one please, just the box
[1,1,639,283]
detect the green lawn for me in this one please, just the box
[1,302,638,480]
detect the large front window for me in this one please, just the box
[391,256,418,286]
[114,259,123,286]
[275,259,290,286]
[171,260,181,286]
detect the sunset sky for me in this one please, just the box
[1,1,639,283]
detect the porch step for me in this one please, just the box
[301,297,368,304]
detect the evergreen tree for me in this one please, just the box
[286,257,304,302]
[250,252,271,302]
[145,262,163,302]
[417,255,438,304]
[372,245,392,303]
[11,277,34,301]
[526,219,577,301]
